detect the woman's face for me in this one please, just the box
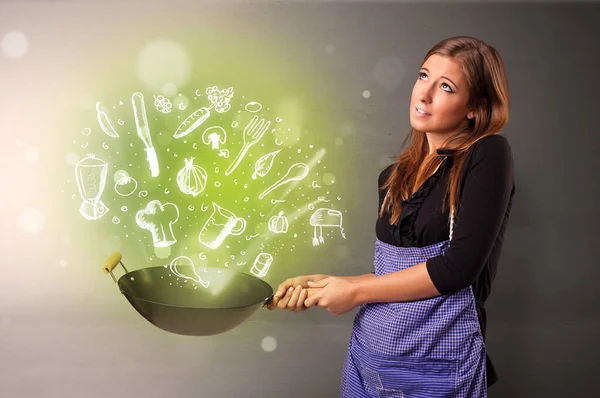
[409,54,474,134]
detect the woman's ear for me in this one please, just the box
[466,109,475,120]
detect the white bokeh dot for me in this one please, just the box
[362,90,371,99]
[261,336,277,352]
[24,146,39,163]
[373,56,405,89]
[1,31,29,58]
[59,259,68,268]
[65,152,80,166]
[162,82,178,97]
[323,173,336,186]
[137,39,191,92]
[154,246,172,259]
[17,207,46,235]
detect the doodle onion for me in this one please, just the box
[177,157,208,197]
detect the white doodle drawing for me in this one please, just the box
[311,181,322,188]
[218,149,229,158]
[176,157,207,197]
[245,234,259,241]
[270,199,285,204]
[96,102,119,138]
[138,190,148,197]
[258,163,309,200]
[153,95,172,114]
[136,200,180,247]
[225,115,271,176]
[102,142,109,149]
[252,149,281,179]
[81,142,88,148]
[174,86,234,139]
[317,196,331,202]
[117,119,125,126]
[75,154,109,220]
[169,256,210,288]
[275,117,283,122]
[178,102,187,110]
[114,174,138,196]
[202,126,227,149]
[231,121,239,128]
[112,216,120,224]
[275,138,283,146]
[268,211,288,234]
[198,202,246,250]
[132,92,159,177]
[244,101,262,113]
[309,208,346,246]
[121,206,128,211]
[250,253,273,278]
[82,128,91,136]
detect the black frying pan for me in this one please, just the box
[102,253,274,336]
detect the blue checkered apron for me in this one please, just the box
[341,213,487,397]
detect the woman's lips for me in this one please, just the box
[414,106,431,117]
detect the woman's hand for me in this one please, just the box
[266,274,329,311]
[305,276,360,316]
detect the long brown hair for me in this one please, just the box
[379,36,510,224]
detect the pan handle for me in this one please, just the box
[102,252,129,284]
[102,252,122,273]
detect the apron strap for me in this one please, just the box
[449,209,455,242]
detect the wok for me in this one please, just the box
[102,253,274,336]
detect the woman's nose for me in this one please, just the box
[417,86,432,102]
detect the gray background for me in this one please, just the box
[1,1,599,397]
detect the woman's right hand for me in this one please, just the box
[266,274,329,312]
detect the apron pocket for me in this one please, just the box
[374,356,457,398]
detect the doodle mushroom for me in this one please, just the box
[202,126,227,150]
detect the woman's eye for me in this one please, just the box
[419,72,453,93]
[441,83,453,93]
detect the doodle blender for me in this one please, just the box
[69,85,349,335]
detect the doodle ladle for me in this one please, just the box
[258,163,309,199]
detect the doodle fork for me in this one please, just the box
[225,115,270,176]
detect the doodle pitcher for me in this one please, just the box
[198,202,246,249]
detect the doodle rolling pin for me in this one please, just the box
[132,92,159,177]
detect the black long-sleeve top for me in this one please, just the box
[375,134,515,387]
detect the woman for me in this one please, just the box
[267,36,514,397]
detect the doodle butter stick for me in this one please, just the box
[132,92,159,177]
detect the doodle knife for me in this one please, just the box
[132,92,159,177]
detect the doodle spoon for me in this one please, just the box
[258,163,309,200]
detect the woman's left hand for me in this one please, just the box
[304,276,359,315]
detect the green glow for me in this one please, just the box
[61,31,357,287]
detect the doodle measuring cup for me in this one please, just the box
[198,203,246,249]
